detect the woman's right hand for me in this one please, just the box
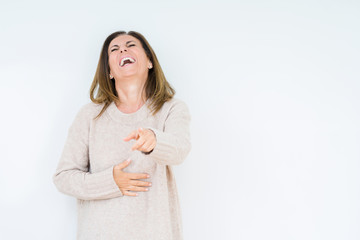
[113,159,152,197]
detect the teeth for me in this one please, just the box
[120,57,136,67]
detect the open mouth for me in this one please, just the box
[120,57,136,67]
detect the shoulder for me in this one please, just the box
[68,102,105,132]
[162,97,190,112]
[73,101,105,122]
[78,101,104,113]
[157,97,191,120]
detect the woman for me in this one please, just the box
[53,30,191,240]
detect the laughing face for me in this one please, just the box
[108,34,152,81]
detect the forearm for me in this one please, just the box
[147,127,191,166]
[53,165,123,200]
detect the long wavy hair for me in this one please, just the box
[90,31,175,119]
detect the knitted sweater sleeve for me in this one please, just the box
[52,104,123,200]
[147,99,191,166]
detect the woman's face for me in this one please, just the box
[108,34,152,82]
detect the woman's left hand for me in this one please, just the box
[124,127,157,153]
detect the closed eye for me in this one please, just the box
[110,44,135,52]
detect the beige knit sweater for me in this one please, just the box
[53,97,191,240]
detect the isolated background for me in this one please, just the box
[0,0,359,239]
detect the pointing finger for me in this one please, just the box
[124,130,139,142]
[132,137,146,151]
[138,127,145,136]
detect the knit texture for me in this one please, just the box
[53,97,191,240]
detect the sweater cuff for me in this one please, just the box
[146,127,174,164]
[85,166,124,199]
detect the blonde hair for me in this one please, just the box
[90,31,175,119]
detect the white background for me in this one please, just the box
[0,0,359,239]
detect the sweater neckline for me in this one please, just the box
[106,99,151,124]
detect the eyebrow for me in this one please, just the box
[110,40,135,49]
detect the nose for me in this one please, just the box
[120,46,128,53]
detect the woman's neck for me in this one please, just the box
[114,80,147,113]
